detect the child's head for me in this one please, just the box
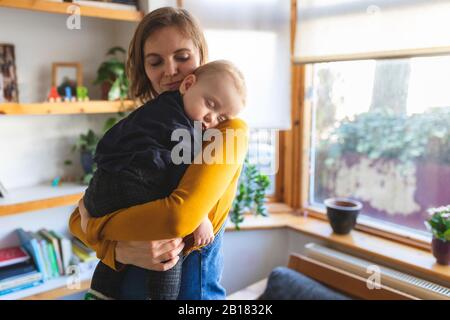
[179,60,246,130]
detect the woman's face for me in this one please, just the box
[143,26,201,95]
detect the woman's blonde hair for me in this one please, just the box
[127,7,208,103]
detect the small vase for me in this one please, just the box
[80,151,94,174]
[431,237,450,265]
[324,198,363,235]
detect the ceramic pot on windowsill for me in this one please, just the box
[431,237,450,265]
[324,198,363,235]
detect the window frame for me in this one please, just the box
[283,0,432,251]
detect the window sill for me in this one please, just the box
[226,203,450,286]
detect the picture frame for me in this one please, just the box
[52,62,83,99]
[0,43,19,103]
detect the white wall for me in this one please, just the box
[222,228,327,295]
[222,228,288,294]
[0,205,77,248]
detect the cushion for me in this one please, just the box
[258,266,351,300]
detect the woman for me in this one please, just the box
[69,7,248,300]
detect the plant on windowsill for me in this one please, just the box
[425,205,450,265]
[230,158,271,230]
[93,46,129,101]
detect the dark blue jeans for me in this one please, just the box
[119,224,226,300]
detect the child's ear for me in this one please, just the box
[180,74,196,94]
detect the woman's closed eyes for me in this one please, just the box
[146,54,191,68]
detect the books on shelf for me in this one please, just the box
[0,228,99,299]
[0,243,43,296]
[50,230,72,275]
[0,229,99,297]
[16,228,75,278]
[0,247,30,268]
[16,229,47,279]
[72,238,96,261]
[39,229,64,277]
[0,261,35,281]
[72,0,138,11]
[0,269,43,296]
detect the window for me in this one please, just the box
[248,129,278,196]
[307,55,450,236]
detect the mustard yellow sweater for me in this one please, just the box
[69,118,248,270]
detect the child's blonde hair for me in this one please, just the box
[193,60,247,106]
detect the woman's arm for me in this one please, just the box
[84,118,248,244]
[69,207,185,271]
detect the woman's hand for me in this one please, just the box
[78,198,90,233]
[115,238,185,271]
[77,196,185,271]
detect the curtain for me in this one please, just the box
[184,0,291,129]
[294,0,450,63]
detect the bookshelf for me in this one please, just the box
[0,100,138,115]
[0,0,142,300]
[0,0,144,22]
[0,183,86,217]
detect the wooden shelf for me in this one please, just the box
[0,183,86,217]
[0,100,138,115]
[0,0,143,22]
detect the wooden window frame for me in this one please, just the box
[281,0,432,251]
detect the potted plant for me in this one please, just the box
[230,158,271,229]
[425,205,450,265]
[93,46,129,101]
[71,129,99,185]
[69,115,124,184]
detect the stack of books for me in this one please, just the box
[0,229,99,297]
[16,228,73,282]
[0,246,43,295]
[71,238,98,273]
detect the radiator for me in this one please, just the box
[304,243,450,300]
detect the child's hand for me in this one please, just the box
[193,219,215,247]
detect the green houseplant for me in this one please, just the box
[93,46,129,101]
[230,158,271,229]
[425,205,450,265]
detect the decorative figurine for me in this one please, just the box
[51,177,61,187]
[76,86,89,102]
[47,86,61,103]
[64,86,76,102]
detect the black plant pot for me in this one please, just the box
[80,151,94,174]
[324,198,362,235]
[431,237,450,265]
